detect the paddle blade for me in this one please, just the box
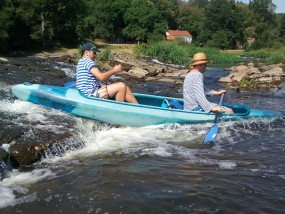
[203,124,218,144]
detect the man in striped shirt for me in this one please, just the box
[183,52,233,114]
[76,42,138,104]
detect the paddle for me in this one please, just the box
[203,93,225,144]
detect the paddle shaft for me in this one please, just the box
[214,93,225,123]
[203,93,225,144]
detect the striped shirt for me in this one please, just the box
[183,71,213,113]
[76,58,101,96]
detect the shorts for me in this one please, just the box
[89,85,109,99]
[193,103,227,113]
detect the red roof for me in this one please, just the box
[166,34,176,40]
[167,30,192,37]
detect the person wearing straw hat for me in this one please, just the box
[183,52,233,114]
[76,42,138,104]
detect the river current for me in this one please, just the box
[0,57,285,213]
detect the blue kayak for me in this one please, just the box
[12,83,280,127]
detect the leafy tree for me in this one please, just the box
[123,0,167,42]
[0,0,15,51]
[76,0,131,42]
[188,0,209,8]
[152,0,179,29]
[177,4,205,45]
[248,0,278,48]
[279,14,285,43]
[7,0,85,49]
[198,0,246,49]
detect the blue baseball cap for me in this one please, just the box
[82,42,100,52]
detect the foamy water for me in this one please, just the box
[0,169,55,208]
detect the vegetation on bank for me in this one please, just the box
[134,40,242,66]
[245,47,285,64]
[80,40,285,66]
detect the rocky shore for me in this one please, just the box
[0,50,285,168]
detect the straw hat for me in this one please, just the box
[191,52,208,66]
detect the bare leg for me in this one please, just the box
[125,86,138,104]
[225,107,234,114]
[107,82,126,102]
[106,82,138,104]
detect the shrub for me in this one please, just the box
[269,47,285,63]
[134,40,241,66]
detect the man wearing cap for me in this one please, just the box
[76,42,138,104]
[183,52,233,114]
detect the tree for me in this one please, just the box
[152,0,179,29]
[248,0,278,48]
[177,4,205,44]
[0,0,15,51]
[279,14,285,43]
[8,0,85,49]
[123,0,167,42]
[198,0,246,49]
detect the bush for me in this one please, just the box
[97,47,113,61]
[244,47,285,64]
[134,40,241,66]
[269,47,285,63]
[244,49,273,58]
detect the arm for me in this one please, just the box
[207,89,227,96]
[90,64,122,82]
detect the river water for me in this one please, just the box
[0,57,285,213]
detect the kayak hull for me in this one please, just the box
[12,83,280,127]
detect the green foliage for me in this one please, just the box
[1,0,285,54]
[269,47,285,63]
[238,79,255,88]
[97,47,113,61]
[244,49,273,58]
[244,47,285,64]
[247,0,279,49]
[134,40,241,66]
[198,0,246,49]
[0,0,14,51]
[123,0,167,42]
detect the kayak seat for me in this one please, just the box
[161,99,183,110]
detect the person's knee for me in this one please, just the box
[117,82,126,90]
[225,107,234,114]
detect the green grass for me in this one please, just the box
[269,47,285,63]
[134,40,241,66]
[244,47,285,64]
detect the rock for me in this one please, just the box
[229,65,248,73]
[0,123,27,146]
[219,75,234,83]
[145,77,157,81]
[157,78,176,84]
[0,148,9,163]
[0,57,8,62]
[174,80,183,85]
[262,67,283,76]
[223,63,285,91]
[127,68,149,78]
[256,76,281,85]
[9,130,72,166]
